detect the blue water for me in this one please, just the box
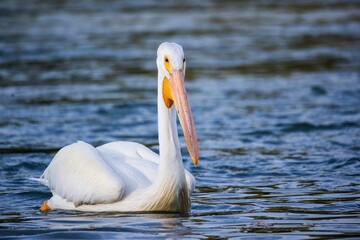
[1,0,360,238]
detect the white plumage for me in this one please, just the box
[35,42,199,213]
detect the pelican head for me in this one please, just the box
[157,42,199,165]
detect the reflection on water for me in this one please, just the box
[1,0,360,238]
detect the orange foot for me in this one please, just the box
[40,200,51,212]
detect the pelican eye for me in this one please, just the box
[183,58,186,63]
[164,55,171,72]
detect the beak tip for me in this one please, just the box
[192,156,199,166]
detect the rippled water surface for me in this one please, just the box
[1,0,360,238]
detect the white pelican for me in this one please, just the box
[36,42,199,213]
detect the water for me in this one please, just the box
[1,0,360,238]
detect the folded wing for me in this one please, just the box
[40,141,125,206]
[98,141,196,193]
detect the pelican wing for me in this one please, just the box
[96,141,159,194]
[97,141,195,193]
[98,141,159,163]
[40,141,126,206]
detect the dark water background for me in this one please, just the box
[1,0,360,238]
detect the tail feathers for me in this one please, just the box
[29,175,48,186]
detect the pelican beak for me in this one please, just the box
[169,69,199,165]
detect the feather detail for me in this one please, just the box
[43,141,125,206]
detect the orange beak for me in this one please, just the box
[169,70,199,165]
